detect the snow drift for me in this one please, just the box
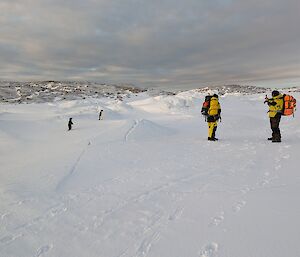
[0,89,300,257]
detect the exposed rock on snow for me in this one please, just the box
[1,81,299,104]
[0,81,146,103]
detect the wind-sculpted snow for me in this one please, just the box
[124,119,175,141]
[0,90,300,257]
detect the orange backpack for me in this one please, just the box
[201,95,212,116]
[282,94,296,116]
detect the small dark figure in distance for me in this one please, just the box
[99,110,103,120]
[68,118,73,131]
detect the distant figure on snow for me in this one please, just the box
[68,118,73,131]
[99,110,103,120]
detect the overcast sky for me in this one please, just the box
[0,0,299,89]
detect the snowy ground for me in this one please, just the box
[1,90,300,257]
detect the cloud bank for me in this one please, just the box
[0,0,299,89]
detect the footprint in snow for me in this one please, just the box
[0,235,13,244]
[168,207,184,221]
[199,242,219,257]
[209,212,224,227]
[74,223,89,233]
[259,179,270,187]
[36,244,53,257]
[49,205,68,217]
[282,154,290,159]
[232,201,246,213]
[1,212,11,220]
[0,233,23,244]
[240,186,250,195]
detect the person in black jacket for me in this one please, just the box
[99,110,103,120]
[68,118,73,131]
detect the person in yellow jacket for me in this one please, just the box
[207,94,221,141]
[265,90,284,142]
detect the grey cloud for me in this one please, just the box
[0,0,299,89]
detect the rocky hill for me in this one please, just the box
[0,81,299,103]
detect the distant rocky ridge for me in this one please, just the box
[0,81,299,103]
[194,85,300,95]
[195,85,270,95]
[0,81,146,103]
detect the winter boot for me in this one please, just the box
[272,137,281,143]
[208,137,217,141]
[272,139,281,143]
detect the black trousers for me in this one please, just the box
[270,114,281,140]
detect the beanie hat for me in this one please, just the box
[272,90,280,97]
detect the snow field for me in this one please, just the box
[0,91,300,257]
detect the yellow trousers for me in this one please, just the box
[208,121,217,138]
